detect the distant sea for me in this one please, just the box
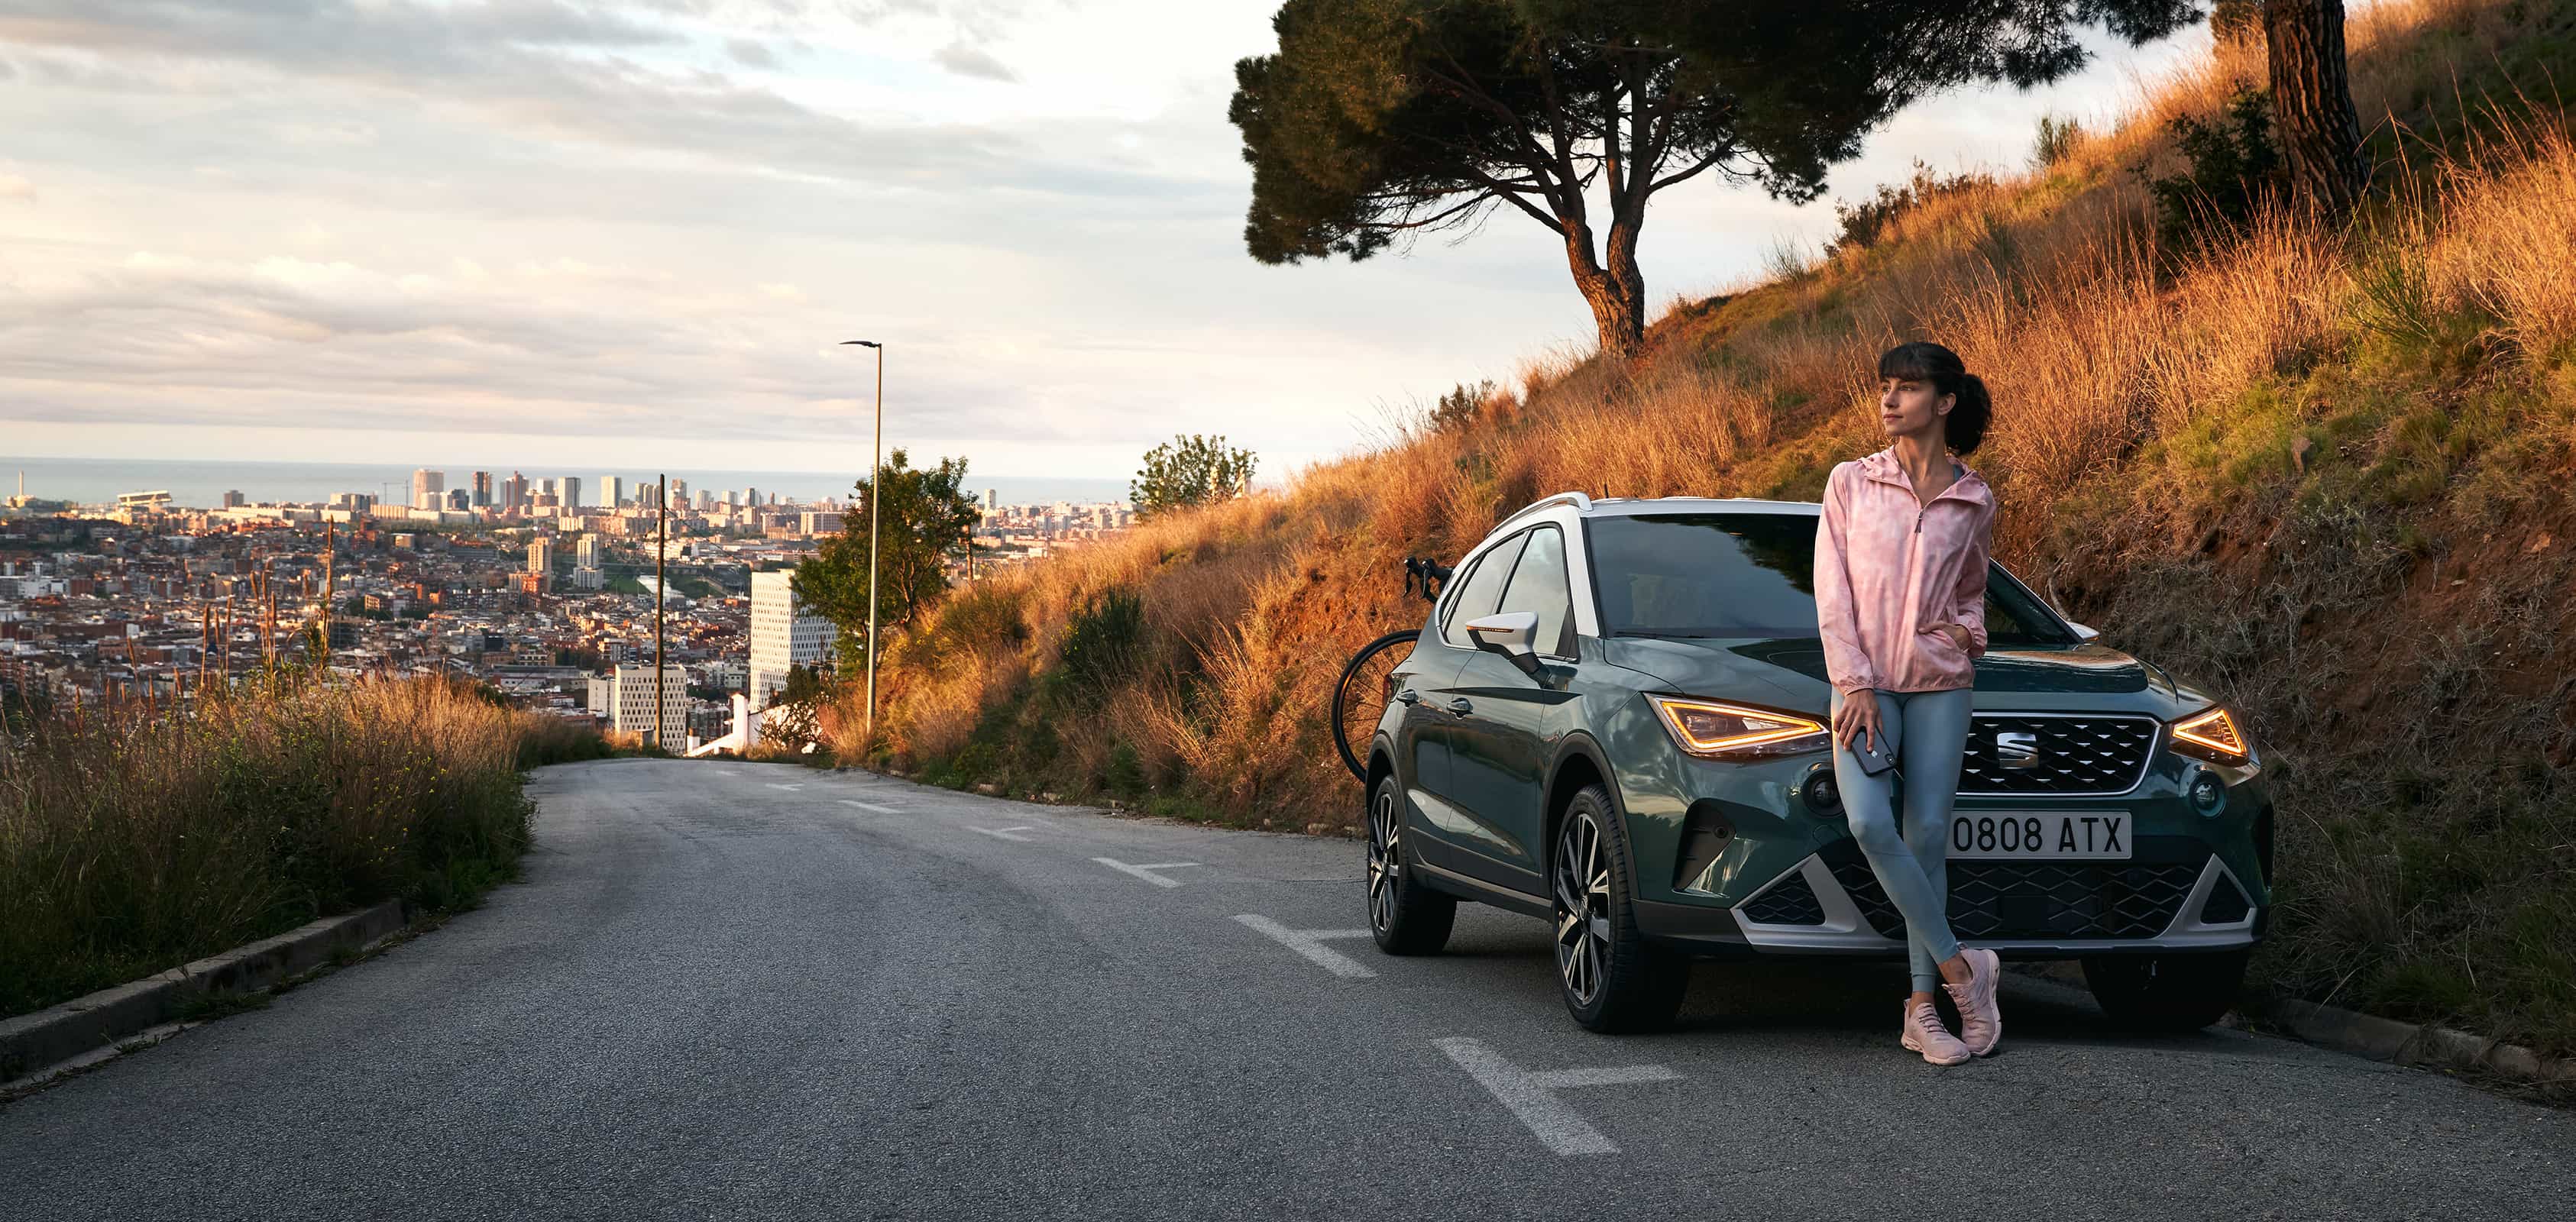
[0,456,1131,510]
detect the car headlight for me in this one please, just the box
[1648,695,1830,759]
[2169,703,2250,764]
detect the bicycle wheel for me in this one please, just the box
[1331,629,1421,781]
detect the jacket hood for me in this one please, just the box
[1855,445,1993,509]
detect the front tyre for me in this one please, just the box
[1553,785,1688,1033]
[2080,949,2249,1031]
[1367,774,1455,955]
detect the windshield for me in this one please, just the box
[1581,512,2077,645]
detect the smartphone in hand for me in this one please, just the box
[1848,729,1898,777]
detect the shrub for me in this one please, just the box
[2032,113,2084,169]
[1050,588,1147,707]
[2139,82,2286,254]
[1826,159,1995,256]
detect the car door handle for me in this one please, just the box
[1446,697,1473,716]
[1394,690,1419,706]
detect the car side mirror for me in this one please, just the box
[1464,611,1542,676]
[2063,618,2102,644]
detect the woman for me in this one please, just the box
[1813,340,2003,1066]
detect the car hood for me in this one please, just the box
[1598,635,2215,718]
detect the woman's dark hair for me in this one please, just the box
[1877,341,1990,457]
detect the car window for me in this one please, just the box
[1581,512,2074,644]
[1440,531,1526,648]
[1496,525,1574,657]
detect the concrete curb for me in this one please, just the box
[2010,962,2573,1088]
[0,900,412,1084]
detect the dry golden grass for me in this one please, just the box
[0,674,606,1018]
[840,0,2576,1050]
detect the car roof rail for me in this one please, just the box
[1489,490,1594,538]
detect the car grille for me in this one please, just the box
[1961,713,2159,796]
[1739,871,1825,926]
[1825,853,2204,941]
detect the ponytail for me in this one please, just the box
[1877,341,1991,457]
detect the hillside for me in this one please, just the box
[834,0,2576,1055]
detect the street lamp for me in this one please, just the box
[840,339,884,745]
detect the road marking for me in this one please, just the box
[1091,857,1204,887]
[715,769,739,776]
[972,826,1039,841]
[766,783,804,792]
[1433,1037,1679,1156]
[840,800,899,813]
[1233,915,1375,979]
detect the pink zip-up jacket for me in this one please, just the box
[1814,445,1995,696]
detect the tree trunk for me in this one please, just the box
[1563,218,1645,361]
[2264,0,2364,221]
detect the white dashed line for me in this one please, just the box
[1433,1037,1679,1156]
[971,826,1039,842]
[840,800,899,813]
[1232,915,1376,979]
[1091,858,1204,887]
[766,783,804,792]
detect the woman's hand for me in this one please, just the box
[1833,690,1882,753]
[1924,622,1972,651]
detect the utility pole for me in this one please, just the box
[655,471,668,753]
[840,339,885,745]
[321,522,335,669]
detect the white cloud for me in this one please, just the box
[0,1,2217,474]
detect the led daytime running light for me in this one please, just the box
[2172,706,2246,758]
[1649,696,1827,757]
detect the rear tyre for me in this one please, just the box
[1366,774,1455,955]
[1552,785,1688,1033]
[2080,949,2249,1031]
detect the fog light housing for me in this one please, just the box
[1801,768,1842,817]
[2186,766,2226,816]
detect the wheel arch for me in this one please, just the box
[1541,732,1626,879]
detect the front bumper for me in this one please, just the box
[1636,841,2264,959]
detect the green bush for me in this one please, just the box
[2139,82,2285,254]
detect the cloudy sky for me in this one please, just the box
[0,1,2215,483]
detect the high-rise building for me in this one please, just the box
[575,534,601,568]
[221,490,247,508]
[669,478,688,507]
[985,489,998,510]
[503,471,529,512]
[749,568,832,708]
[600,476,625,509]
[540,477,558,499]
[562,476,583,509]
[412,469,445,509]
[446,487,471,511]
[528,538,553,574]
[471,470,495,507]
[609,663,688,746]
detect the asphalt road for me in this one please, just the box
[4,758,2568,1220]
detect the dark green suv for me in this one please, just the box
[1362,491,2272,1033]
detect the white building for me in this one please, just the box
[610,662,688,746]
[412,468,445,509]
[600,475,625,509]
[749,567,832,708]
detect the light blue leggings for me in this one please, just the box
[1828,685,1974,992]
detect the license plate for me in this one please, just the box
[1947,812,2131,860]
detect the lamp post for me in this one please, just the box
[840,340,884,744]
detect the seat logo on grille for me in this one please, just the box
[1995,730,2040,769]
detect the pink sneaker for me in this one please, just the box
[1900,999,1969,1065]
[1943,946,2003,1056]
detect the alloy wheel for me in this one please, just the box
[1367,784,1401,933]
[1553,809,1612,1006]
